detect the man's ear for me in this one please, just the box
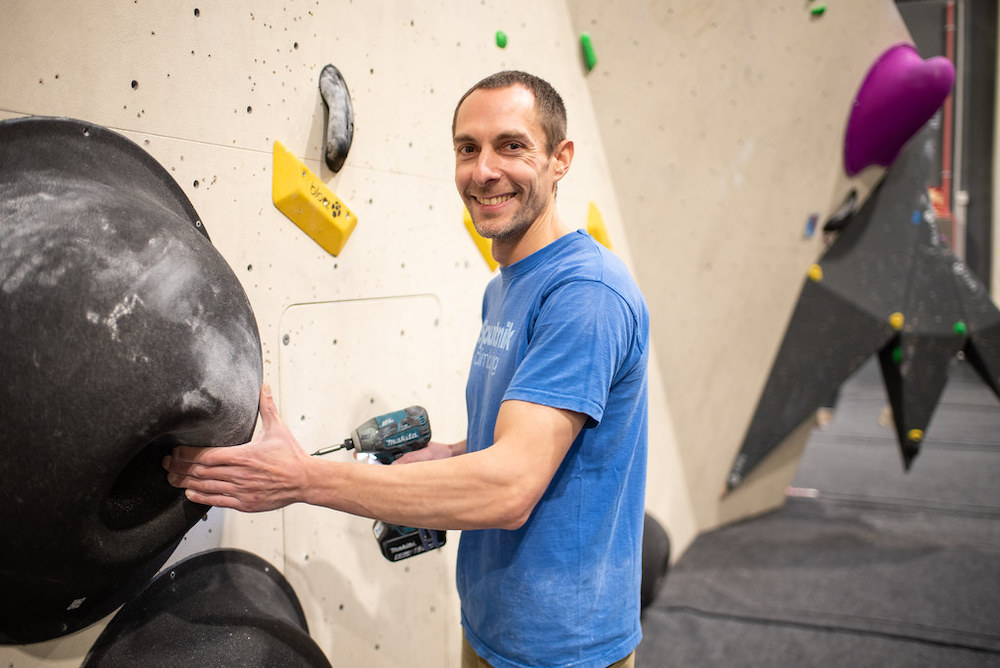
[552,139,574,182]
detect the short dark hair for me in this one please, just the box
[452,71,567,156]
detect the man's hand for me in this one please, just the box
[163,384,311,512]
[393,440,465,464]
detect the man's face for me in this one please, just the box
[453,85,560,242]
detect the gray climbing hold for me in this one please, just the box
[319,64,354,173]
[0,116,262,644]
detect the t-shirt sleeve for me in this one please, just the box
[502,279,635,425]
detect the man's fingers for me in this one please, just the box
[167,446,204,464]
[163,457,253,495]
[183,488,242,510]
[391,442,454,464]
[257,383,283,431]
[393,449,432,464]
[181,483,273,513]
[168,469,261,509]
[166,467,234,493]
[167,442,253,468]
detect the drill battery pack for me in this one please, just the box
[372,521,446,562]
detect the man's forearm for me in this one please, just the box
[301,445,526,531]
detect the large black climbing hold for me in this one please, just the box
[727,122,1000,490]
[0,117,263,644]
[82,549,331,667]
[641,512,671,612]
[319,64,355,173]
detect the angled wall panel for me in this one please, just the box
[567,1,913,529]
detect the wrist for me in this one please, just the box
[301,457,338,507]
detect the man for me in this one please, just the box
[165,70,649,668]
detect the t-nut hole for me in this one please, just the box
[100,434,184,531]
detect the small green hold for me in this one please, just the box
[581,32,597,72]
[954,320,967,335]
[495,30,508,49]
[892,346,902,364]
[811,4,827,16]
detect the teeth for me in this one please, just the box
[478,194,513,206]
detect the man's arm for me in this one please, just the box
[164,385,584,531]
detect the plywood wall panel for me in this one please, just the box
[278,295,455,668]
[1,1,686,666]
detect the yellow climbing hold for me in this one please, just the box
[272,140,357,256]
[463,208,499,272]
[808,264,823,282]
[586,202,612,250]
[907,428,924,442]
[890,312,905,331]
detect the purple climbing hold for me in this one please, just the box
[843,43,955,176]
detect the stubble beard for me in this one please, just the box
[469,190,546,243]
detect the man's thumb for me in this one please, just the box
[258,383,281,428]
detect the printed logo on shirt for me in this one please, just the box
[473,320,516,376]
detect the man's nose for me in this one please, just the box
[472,149,501,184]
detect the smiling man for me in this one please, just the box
[453,75,571,259]
[445,71,649,668]
[164,71,649,668]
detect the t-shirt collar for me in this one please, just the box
[499,229,584,281]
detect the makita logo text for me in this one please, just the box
[386,431,420,447]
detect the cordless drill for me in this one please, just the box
[311,406,446,562]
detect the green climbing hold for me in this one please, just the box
[581,32,597,72]
[954,320,967,335]
[811,4,827,16]
[496,30,508,49]
[892,346,902,364]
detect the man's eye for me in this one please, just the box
[457,145,476,155]
[506,142,522,150]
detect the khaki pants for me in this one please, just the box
[462,633,636,668]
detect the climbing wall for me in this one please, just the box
[3,0,961,664]
[0,1,688,666]
[566,1,915,528]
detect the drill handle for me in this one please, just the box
[373,451,404,465]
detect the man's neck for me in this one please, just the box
[492,209,572,267]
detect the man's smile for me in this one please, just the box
[473,193,515,206]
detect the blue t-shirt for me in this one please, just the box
[459,230,649,668]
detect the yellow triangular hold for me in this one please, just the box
[463,208,499,272]
[272,140,357,257]
[587,202,612,250]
